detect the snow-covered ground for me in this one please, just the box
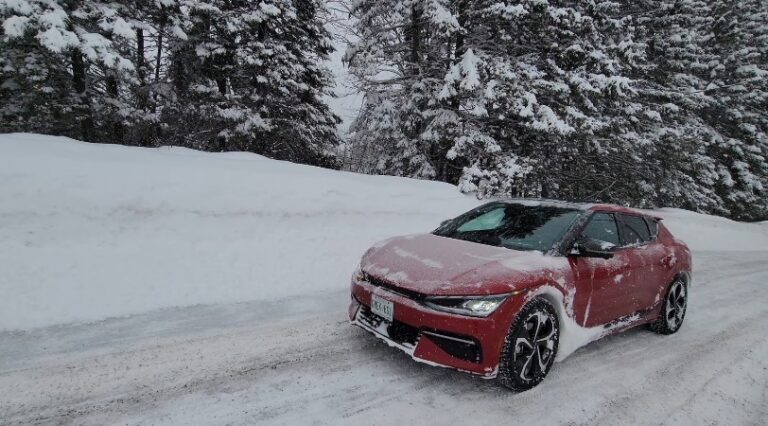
[0,133,477,331]
[1,134,767,425]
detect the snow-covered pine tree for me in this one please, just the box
[346,0,767,220]
[346,0,467,180]
[698,0,768,220]
[613,0,722,213]
[164,0,340,165]
[624,0,768,219]
[348,0,658,204]
[454,1,657,203]
[74,1,142,144]
[0,0,137,141]
[0,0,74,136]
[116,0,190,147]
[1,0,340,166]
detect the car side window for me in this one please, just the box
[618,214,651,245]
[579,213,620,248]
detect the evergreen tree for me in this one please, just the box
[0,0,137,141]
[0,0,341,166]
[346,0,768,220]
[699,0,768,220]
[164,0,340,164]
[626,0,767,218]
[348,1,658,202]
[346,0,467,180]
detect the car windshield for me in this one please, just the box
[433,202,581,252]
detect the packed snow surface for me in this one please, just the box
[1,134,767,425]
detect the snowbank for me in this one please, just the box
[1,133,766,330]
[649,207,768,252]
[0,134,476,330]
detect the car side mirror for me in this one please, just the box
[439,219,451,227]
[570,237,615,259]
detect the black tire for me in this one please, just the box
[649,276,688,335]
[498,298,560,391]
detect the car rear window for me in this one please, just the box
[645,218,659,239]
[619,214,651,245]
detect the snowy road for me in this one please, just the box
[2,251,767,425]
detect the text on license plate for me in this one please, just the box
[370,294,394,322]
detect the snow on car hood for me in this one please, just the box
[361,233,569,296]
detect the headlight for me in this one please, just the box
[424,294,512,317]
[352,265,365,282]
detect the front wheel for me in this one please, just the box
[650,277,688,335]
[497,298,560,391]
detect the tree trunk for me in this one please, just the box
[454,0,467,59]
[409,5,421,75]
[70,49,93,141]
[155,32,163,84]
[135,27,151,146]
[136,27,148,108]
[106,73,125,143]
[71,50,86,94]
[152,13,165,121]
[155,8,166,97]
[136,28,146,84]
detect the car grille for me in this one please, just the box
[356,301,481,363]
[357,304,420,346]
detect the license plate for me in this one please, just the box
[371,294,394,322]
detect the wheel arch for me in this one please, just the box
[673,270,692,287]
[522,284,568,328]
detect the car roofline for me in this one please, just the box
[587,204,663,220]
[490,198,662,220]
[490,197,594,211]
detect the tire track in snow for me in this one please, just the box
[572,254,768,425]
[1,252,766,425]
[575,313,768,426]
[1,319,356,423]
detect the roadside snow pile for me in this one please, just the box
[1,133,766,330]
[0,133,477,330]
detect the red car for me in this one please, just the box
[349,200,691,391]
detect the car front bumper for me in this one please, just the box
[349,278,526,378]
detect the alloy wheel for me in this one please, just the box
[665,280,687,330]
[513,311,557,381]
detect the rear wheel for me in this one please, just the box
[650,277,688,334]
[498,298,559,391]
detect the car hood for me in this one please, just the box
[361,233,570,296]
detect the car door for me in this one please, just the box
[568,212,634,327]
[616,214,666,314]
